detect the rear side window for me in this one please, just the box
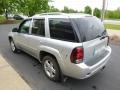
[31,19,45,36]
[49,18,77,42]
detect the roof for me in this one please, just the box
[31,12,92,19]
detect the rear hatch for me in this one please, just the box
[72,16,109,66]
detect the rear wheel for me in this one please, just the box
[10,39,19,53]
[42,55,60,82]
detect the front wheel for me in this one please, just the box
[42,55,61,82]
[10,39,19,53]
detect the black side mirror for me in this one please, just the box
[12,28,18,32]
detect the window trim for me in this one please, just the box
[30,18,45,37]
[18,19,32,34]
[48,18,79,42]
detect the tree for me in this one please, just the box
[0,0,51,17]
[0,0,56,17]
[49,6,59,12]
[84,6,92,14]
[0,0,13,19]
[12,0,49,16]
[93,8,101,18]
[105,9,120,19]
[62,6,69,13]
[62,6,78,13]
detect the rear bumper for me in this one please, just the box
[66,46,111,79]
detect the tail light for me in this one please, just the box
[70,47,83,64]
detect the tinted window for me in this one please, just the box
[19,20,31,34]
[49,18,76,42]
[31,19,45,36]
[72,17,106,42]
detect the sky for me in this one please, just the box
[49,0,120,11]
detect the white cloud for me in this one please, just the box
[50,0,120,11]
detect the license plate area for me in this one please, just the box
[94,44,106,56]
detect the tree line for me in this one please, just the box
[84,6,120,19]
[0,0,120,19]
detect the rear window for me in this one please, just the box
[72,16,106,42]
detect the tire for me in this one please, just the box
[42,55,60,82]
[10,39,19,53]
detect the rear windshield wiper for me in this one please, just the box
[100,35,106,40]
[99,30,108,40]
[101,30,107,36]
[95,34,107,40]
[95,35,101,38]
[95,35,107,40]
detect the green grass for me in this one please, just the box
[105,24,120,30]
[0,16,6,24]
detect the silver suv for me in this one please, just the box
[8,13,111,82]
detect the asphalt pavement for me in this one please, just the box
[0,24,120,90]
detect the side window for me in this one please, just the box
[49,18,76,42]
[31,19,45,36]
[19,20,31,34]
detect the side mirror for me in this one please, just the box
[12,28,18,32]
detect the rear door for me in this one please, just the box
[25,18,46,58]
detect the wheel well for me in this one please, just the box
[39,51,61,71]
[40,51,57,62]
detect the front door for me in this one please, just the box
[15,19,32,52]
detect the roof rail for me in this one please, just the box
[39,12,65,15]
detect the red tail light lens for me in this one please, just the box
[70,47,83,64]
